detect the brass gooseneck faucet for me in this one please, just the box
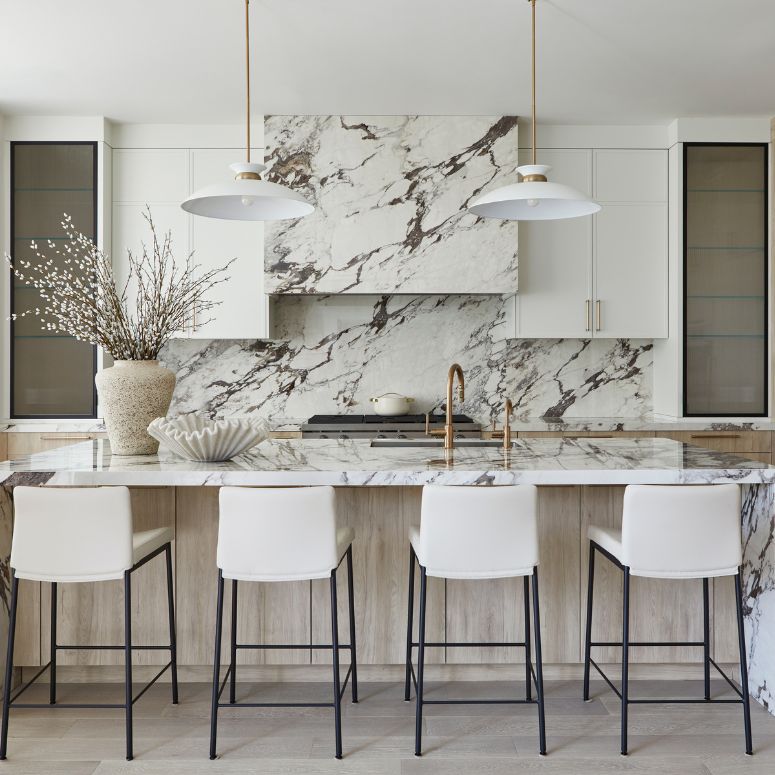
[443,363,465,450]
[492,398,514,451]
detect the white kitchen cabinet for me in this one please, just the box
[110,147,267,339]
[515,149,594,338]
[516,148,668,339]
[189,150,265,339]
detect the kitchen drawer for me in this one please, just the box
[517,431,655,439]
[6,432,106,459]
[658,431,771,454]
[0,433,7,462]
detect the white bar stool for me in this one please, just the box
[210,486,357,760]
[405,484,546,757]
[0,486,178,761]
[582,483,752,756]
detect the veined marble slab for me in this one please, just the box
[263,115,519,295]
[0,437,772,488]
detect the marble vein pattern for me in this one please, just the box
[743,484,775,713]
[263,115,519,294]
[160,296,653,426]
[1,438,773,488]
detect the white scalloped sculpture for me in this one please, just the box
[147,415,270,462]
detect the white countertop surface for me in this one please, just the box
[1,437,773,487]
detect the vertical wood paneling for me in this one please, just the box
[175,487,310,666]
[310,487,444,666]
[39,487,175,666]
[446,487,581,664]
[580,485,718,664]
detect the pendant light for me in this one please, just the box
[181,0,314,221]
[468,0,600,221]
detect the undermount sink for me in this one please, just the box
[370,438,511,449]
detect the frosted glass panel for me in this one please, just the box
[684,144,767,416]
[11,143,97,417]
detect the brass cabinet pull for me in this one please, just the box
[690,433,741,439]
[585,300,591,332]
[595,300,601,331]
[39,433,91,441]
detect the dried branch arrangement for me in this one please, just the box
[5,208,235,360]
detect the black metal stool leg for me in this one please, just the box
[346,546,358,703]
[414,566,427,757]
[330,570,343,759]
[124,570,133,761]
[524,575,532,702]
[404,546,416,702]
[0,573,20,760]
[164,545,178,705]
[531,568,547,755]
[229,580,238,705]
[583,542,595,701]
[703,577,711,701]
[734,570,753,755]
[50,581,57,705]
[621,566,631,756]
[209,570,225,760]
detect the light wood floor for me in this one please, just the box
[2,679,775,774]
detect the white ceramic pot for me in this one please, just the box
[95,360,176,456]
[370,393,414,416]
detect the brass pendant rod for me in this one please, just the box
[530,0,536,166]
[245,0,251,163]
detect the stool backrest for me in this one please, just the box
[11,486,134,582]
[418,484,539,579]
[218,486,339,581]
[622,484,741,578]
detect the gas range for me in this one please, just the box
[300,413,482,439]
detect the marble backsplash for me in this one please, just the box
[161,294,653,425]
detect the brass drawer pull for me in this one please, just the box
[595,300,601,331]
[585,300,591,332]
[39,433,91,441]
[689,434,742,440]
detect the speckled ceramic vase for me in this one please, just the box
[95,360,176,456]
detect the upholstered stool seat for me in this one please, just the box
[133,527,174,565]
[586,526,622,560]
[1,486,178,762]
[210,486,358,761]
[406,484,546,757]
[583,483,752,756]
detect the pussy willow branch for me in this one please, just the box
[4,207,235,360]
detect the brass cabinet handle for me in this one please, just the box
[690,433,741,439]
[39,433,91,440]
[595,300,601,331]
[585,300,591,332]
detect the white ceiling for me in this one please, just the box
[1,0,774,125]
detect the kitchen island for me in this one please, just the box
[1,436,774,716]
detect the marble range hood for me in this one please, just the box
[262,115,519,296]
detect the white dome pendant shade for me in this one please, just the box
[468,0,600,222]
[469,164,600,221]
[181,162,314,221]
[180,0,314,222]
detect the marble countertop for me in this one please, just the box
[1,437,773,487]
[4,416,775,434]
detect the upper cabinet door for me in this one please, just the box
[516,149,593,338]
[189,149,265,339]
[111,148,268,340]
[593,149,668,339]
[263,115,519,295]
